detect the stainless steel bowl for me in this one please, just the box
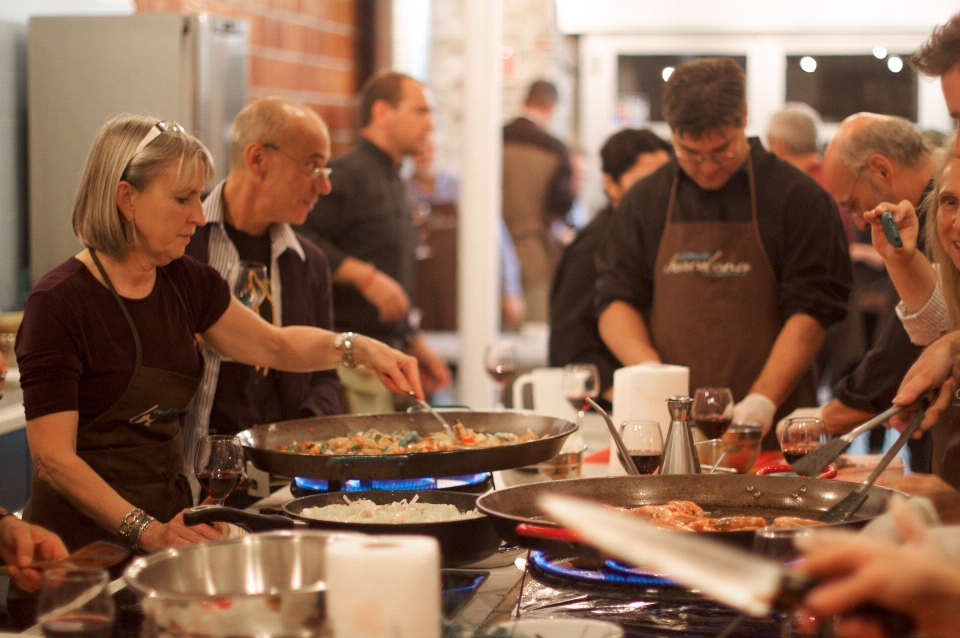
[719,423,763,473]
[124,530,352,637]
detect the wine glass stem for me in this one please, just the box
[495,382,506,410]
[780,612,792,638]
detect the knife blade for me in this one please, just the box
[538,494,914,636]
[538,494,788,616]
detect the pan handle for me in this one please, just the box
[515,523,582,543]
[184,506,295,531]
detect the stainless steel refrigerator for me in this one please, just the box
[28,13,248,281]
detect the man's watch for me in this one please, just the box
[334,332,357,368]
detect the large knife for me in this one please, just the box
[538,494,913,633]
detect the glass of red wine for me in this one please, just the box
[618,420,663,475]
[561,363,600,428]
[780,417,827,464]
[691,387,734,441]
[484,341,517,410]
[195,434,245,506]
[37,568,115,638]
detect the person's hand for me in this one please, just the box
[137,510,223,552]
[862,199,921,264]
[407,335,452,395]
[795,530,960,638]
[891,332,960,432]
[0,516,69,592]
[732,393,777,436]
[775,406,822,441]
[360,271,410,323]
[351,334,425,399]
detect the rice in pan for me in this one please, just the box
[299,494,481,524]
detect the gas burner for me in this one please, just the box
[523,551,699,601]
[290,472,492,496]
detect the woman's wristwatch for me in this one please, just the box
[334,332,357,368]
[0,506,14,523]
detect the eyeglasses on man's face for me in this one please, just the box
[262,143,332,180]
[674,147,739,166]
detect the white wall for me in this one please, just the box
[0,0,132,23]
[555,0,958,35]
[0,0,131,311]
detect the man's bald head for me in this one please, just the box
[828,113,928,175]
[229,97,329,170]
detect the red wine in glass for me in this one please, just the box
[42,614,114,638]
[487,363,516,386]
[694,416,732,440]
[196,468,243,502]
[781,443,821,464]
[618,450,661,475]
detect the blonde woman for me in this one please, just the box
[15,115,423,559]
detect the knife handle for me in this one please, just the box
[779,574,914,637]
[515,523,582,543]
[184,505,295,531]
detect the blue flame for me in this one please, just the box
[293,472,489,492]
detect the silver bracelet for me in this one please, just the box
[118,508,156,551]
[334,332,357,368]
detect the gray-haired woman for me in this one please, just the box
[14,114,423,557]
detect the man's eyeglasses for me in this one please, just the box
[133,120,186,157]
[263,143,332,180]
[675,148,739,166]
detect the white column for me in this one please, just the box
[391,0,432,81]
[459,0,503,409]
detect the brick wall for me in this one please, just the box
[135,0,359,154]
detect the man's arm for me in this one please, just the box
[745,314,826,425]
[597,300,661,366]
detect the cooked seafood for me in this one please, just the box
[617,500,826,532]
[279,422,539,455]
[299,494,481,524]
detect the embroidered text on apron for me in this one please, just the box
[649,156,816,450]
[24,250,201,552]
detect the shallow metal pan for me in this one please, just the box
[185,490,501,568]
[476,474,898,553]
[237,411,576,480]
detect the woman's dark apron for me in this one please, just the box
[23,251,200,551]
[649,157,817,450]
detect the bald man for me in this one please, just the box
[183,97,341,497]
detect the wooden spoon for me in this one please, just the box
[0,540,129,574]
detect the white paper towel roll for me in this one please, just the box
[325,535,441,638]
[609,363,689,476]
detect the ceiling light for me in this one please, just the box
[800,56,817,73]
[873,46,888,59]
[887,56,903,73]
[662,66,674,82]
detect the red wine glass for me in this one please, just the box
[194,435,245,506]
[561,363,600,426]
[780,417,827,464]
[691,387,734,440]
[37,568,115,638]
[618,420,663,475]
[484,341,517,410]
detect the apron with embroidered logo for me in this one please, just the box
[23,250,200,551]
[649,156,816,449]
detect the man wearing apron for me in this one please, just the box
[597,58,852,449]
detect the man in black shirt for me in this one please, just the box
[503,80,575,321]
[596,58,851,447]
[297,73,451,409]
[549,129,671,408]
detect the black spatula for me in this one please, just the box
[817,409,925,524]
[789,394,929,477]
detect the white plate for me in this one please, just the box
[495,618,623,638]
